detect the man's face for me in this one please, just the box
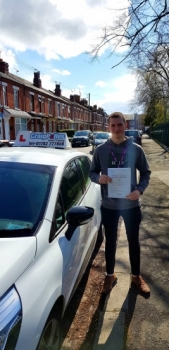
[108,117,126,139]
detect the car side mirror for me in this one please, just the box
[65,206,94,241]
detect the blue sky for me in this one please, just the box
[0,0,137,114]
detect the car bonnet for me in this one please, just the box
[0,237,36,297]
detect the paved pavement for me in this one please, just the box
[93,135,169,350]
[93,220,131,350]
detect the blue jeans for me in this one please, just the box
[101,206,142,276]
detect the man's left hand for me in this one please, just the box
[126,190,141,200]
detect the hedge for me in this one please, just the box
[58,129,75,137]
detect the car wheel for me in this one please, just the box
[37,310,62,350]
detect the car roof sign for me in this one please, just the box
[14,131,71,149]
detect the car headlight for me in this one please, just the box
[0,287,22,350]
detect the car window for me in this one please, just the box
[76,156,91,189]
[60,160,83,214]
[0,162,55,237]
[125,130,138,136]
[95,133,109,139]
[75,131,88,136]
[54,195,65,231]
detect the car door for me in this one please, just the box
[76,155,101,251]
[54,159,94,304]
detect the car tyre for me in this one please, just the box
[36,309,62,350]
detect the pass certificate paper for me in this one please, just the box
[107,168,131,198]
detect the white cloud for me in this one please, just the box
[95,80,106,87]
[52,69,71,76]
[110,74,137,102]
[0,0,130,60]
[78,84,85,90]
[92,74,137,114]
[62,88,71,99]
[0,47,18,72]
[59,86,86,100]
[0,1,135,115]
[40,74,55,91]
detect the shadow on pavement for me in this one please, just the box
[61,238,104,348]
[78,295,106,350]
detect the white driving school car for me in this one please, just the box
[0,131,101,350]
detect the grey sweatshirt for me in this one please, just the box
[89,137,151,210]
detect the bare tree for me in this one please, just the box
[90,0,169,69]
[132,65,169,123]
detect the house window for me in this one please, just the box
[15,118,27,136]
[2,85,7,106]
[38,96,42,113]
[55,101,57,116]
[57,103,60,116]
[42,97,45,113]
[14,88,19,108]
[48,100,52,115]
[30,94,34,111]
[62,104,65,117]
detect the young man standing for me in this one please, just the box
[89,112,151,295]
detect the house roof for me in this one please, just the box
[0,71,91,111]
[0,72,67,104]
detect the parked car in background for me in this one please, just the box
[0,140,13,147]
[0,131,101,350]
[92,132,111,151]
[71,130,93,147]
[92,131,98,139]
[125,129,142,145]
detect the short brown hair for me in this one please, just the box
[108,112,126,124]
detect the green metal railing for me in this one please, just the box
[152,122,169,147]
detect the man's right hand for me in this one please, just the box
[99,175,112,184]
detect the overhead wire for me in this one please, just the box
[2,49,105,102]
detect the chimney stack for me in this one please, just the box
[74,94,80,103]
[80,98,88,106]
[0,58,9,74]
[55,84,61,97]
[70,95,75,102]
[33,71,42,88]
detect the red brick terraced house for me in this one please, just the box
[0,58,108,140]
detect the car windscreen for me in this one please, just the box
[75,131,88,136]
[125,131,138,136]
[0,162,55,238]
[95,133,109,139]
